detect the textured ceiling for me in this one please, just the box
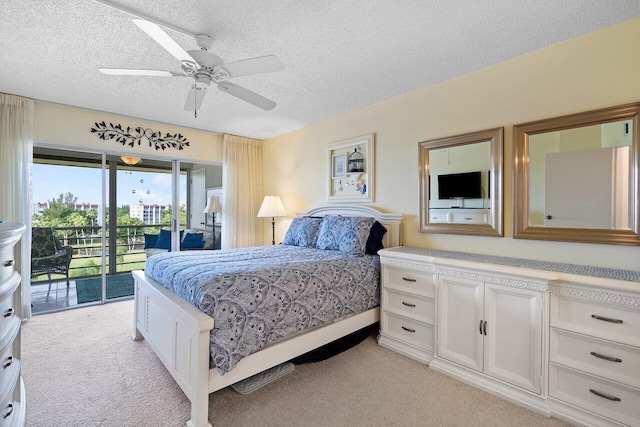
[2,1,640,139]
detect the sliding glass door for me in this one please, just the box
[30,147,188,314]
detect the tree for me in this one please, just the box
[32,193,93,243]
[160,206,187,227]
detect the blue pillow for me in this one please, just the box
[316,216,374,256]
[144,233,158,249]
[282,217,323,247]
[181,232,204,249]
[154,229,171,250]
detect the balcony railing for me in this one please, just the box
[31,223,175,282]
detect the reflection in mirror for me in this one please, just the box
[514,103,639,245]
[419,127,503,237]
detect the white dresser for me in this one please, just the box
[428,208,489,225]
[378,247,640,427]
[0,222,26,427]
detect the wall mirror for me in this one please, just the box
[419,127,503,237]
[513,102,639,245]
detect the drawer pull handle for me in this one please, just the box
[483,320,487,336]
[401,301,416,308]
[590,352,622,363]
[464,217,473,220]
[2,356,12,369]
[401,326,416,333]
[402,277,417,282]
[2,403,12,419]
[3,308,13,318]
[479,320,483,335]
[3,260,13,267]
[591,314,623,324]
[589,389,621,402]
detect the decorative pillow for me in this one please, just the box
[365,221,387,254]
[181,232,204,249]
[316,216,375,256]
[144,233,158,249]
[282,217,324,247]
[154,229,171,250]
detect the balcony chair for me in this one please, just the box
[31,227,73,287]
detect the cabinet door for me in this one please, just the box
[437,276,483,372]
[483,283,542,393]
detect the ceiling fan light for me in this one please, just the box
[121,156,141,166]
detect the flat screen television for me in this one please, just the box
[437,171,482,199]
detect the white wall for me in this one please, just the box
[262,18,640,271]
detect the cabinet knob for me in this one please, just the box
[2,403,12,420]
[545,215,552,220]
[2,356,12,369]
[2,260,13,267]
[3,308,13,318]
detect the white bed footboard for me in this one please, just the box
[132,270,214,427]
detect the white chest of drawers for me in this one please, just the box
[378,256,436,364]
[548,283,640,427]
[0,222,26,427]
[378,247,640,427]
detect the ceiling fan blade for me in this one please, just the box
[184,85,207,111]
[99,68,183,77]
[218,55,285,78]
[217,81,276,110]
[133,19,196,65]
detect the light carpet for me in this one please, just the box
[22,301,570,427]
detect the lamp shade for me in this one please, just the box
[203,196,222,213]
[257,195,286,218]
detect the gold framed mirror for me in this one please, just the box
[513,102,639,245]
[419,127,503,237]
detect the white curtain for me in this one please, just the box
[0,93,34,318]
[221,134,263,248]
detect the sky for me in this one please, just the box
[32,163,187,207]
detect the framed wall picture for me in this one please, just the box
[327,133,375,203]
[332,153,347,179]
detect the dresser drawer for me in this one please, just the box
[384,289,434,325]
[428,210,450,223]
[450,211,487,224]
[549,364,640,427]
[550,328,640,389]
[384,267,435,298]
[382,312,434,352]
[551,293,640,347]
[0,284,17,340]
[0,245,14,285]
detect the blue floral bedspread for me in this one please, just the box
[144,245,380,374]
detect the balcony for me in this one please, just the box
[30,223,172,314]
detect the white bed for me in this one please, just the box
[131,205,403,427]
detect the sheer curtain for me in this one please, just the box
[221,134,263,248]
[0,93,34,318]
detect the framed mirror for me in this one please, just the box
[419,127,503,237]
[513,103,639,245]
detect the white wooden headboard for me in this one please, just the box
[298,205,403,248]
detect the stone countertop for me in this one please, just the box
[381,246,640,284]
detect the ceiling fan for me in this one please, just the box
[99,19,285,117]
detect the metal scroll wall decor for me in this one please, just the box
[90,121,191,152]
